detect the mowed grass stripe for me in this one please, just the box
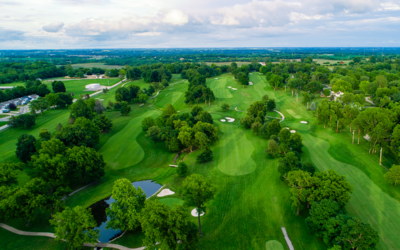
[99,111,158,170]
[302,134,400,250]
[217,123,256,176]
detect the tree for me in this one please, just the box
[142,117,155,132]
[317,101,331,128]
[251,121,262,135]
[53,81,66,93]
[385,165,400,186]
[36,84,50,97]
[39,138,66,158]
[196,111,213,124]
[8,114,36,128]
[16,134,37,162]
[190,105,203,117]
[278,151,300,177]
[140,200,198,250]
[287,170,315,215]
[120,101,131,116]
[306,199,341,238]
[106,178,146,231]
[139,93,149,103]
[55,117,100,148]
[302,92,311,106]
[278,128,291,155]
[221,103,230,111]
[312,170,352,207]
[196,148,213,163]
[69,98,93,120]
[57,93,73,108]
[93,114,113,132]
[266,139,279,157]
[336,217,379,250]
[240,116,254,129]
[262,94,269,103]
[310,102,316,111]
[376,75,388,88]
[30,97,49,115]
[266,99,276,111]
[263,120,281,139]
[0,162,22,187]
[66,146,105,184]
[93,101,105,114]
[177,161,188,177]
[50,206,99,250]
[39,128,51,140]
[45,93,59,107]
[288,78,305,94]
[332,79,352,93]
[181,174,216,236]
[146,126,161,147]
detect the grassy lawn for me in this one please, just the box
[43,78,120,97]
[0,114,10,118]
[0,82,26,87]
[2,73,400,250]
[0,121,8,127]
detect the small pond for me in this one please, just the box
[89,180,163,243]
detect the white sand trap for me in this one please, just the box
[228,86,232,88]
[228,119,235,122]
[232,88,237,90]
[191,208,205,217]
[300,121,308,124]
[169,165,178,167]
[249,73,253,74]
[290,130,296,133]
[215,78,218,79]
[284,127,289,130]
[157,189,175,197]
[226,117,233,119]
[226,117,235,122]
[220,119,226,122]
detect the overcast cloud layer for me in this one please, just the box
[0,0,400,49]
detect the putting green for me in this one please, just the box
[159,198,184,208]
[217,123,257,176]
[285,109,301,119]
[265,240,284,250]
[100,111,157,170]
[302,134,400,250]
[209,78,233,99]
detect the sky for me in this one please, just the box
[0,0,400,49]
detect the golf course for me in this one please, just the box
[1,72,400,250]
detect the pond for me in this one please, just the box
[89,180,163,243]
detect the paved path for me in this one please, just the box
[273,110,285,123]
[149,90,161,100]
[365,97,375,105]
[0,223,144,250]
[61,181,97,201]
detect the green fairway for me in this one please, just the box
[208,78,233,99]
[158,197,185,207]
[99,111,158,170]
[217,121,257,176]
[265,240,285,250]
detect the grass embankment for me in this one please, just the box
[43,78,120,97]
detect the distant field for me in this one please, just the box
[57,63,124,69]
[205,61,250,67]
[0,82,26,87]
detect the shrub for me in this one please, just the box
[177,161,188,177]
[8,114,36,128]
[9,103,17,110]
[196,149,213,163]
[114,102,122,110]
[310,102,316,111]
[323,89,331,96]
[266,99,276,111]
[221,103,230,111]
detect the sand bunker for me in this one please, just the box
[300,121,308,124]
[220,119,226,122]
[284,127,289,130]
[290,130,296,133]
[228,86,232,88]
[215,78,218,79]
[191,208,205,217]
[232,88,237,90]
[157,189,175,197]
[226,117,235,122]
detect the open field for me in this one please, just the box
[57,63,124,69]
[43,78,120,96]
[205,61,251,67]
[2,72,400,250]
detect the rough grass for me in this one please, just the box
[158,197,185,207]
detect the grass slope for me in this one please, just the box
[44,78,120,96]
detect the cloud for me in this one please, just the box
[0,27,25,41]
[42,22,64,32]
[163,10,188,26]
[55,0,110,4]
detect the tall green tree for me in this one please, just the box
[69,98,93,120]
[66,146,105,184]
[384,165,400,185]
[287,170,315,215]
[50,206,100,250]
[106,178,146,231]
[0,162,22,187]
[16,134,37,162]
[140,200,198,250]
[146,126,161,147]
[336,217,379,250]
[180,174,216,236]
[120,101,131,116]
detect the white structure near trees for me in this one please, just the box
[85,84,100,89]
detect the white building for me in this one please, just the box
[85,84,100,89]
